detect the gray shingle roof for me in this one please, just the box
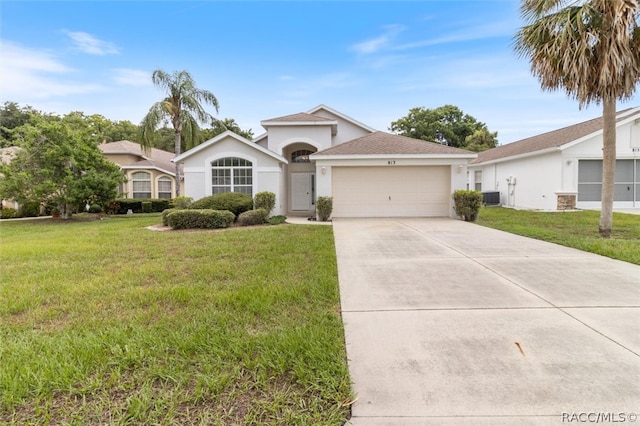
[313,131,475,156]
[261,112,335,123]
[473,108,637,164]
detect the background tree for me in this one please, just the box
[140,69,220,196]
[0,117,124,219]
[515,0,640,237]
[389,105,497,149]
[464,129,499,152]
[0,102,47,147]
[203,118,254,141]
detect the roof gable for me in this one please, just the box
[253,104,376,143]
[99,140,176,174]
[312,131,475,157]
[173,130,287,163]
[473,107,640,164]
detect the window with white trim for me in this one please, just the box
[132,172,151,199]
[211,157,253,195]
[474,170,482,191]
[157,176,173,199]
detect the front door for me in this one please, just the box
[291,172,315,211]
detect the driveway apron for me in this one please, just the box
[333,218,640,425]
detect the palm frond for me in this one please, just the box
[139,102,167,152]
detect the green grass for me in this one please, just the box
[0,214,352,425]
[476,207,640,265]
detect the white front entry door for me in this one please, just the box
[291,173,314,211]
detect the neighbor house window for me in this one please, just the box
[132,172,151,198]
[291,149,314,163]
[157,176,173,199]
[211,157,253,195]
[474,170,482,191]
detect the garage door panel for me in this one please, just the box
[332,166,450,217]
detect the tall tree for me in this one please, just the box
[203,118,254,141]
[140,70,220,196]
[0,117,123,218]
[389,105,496,149]
[464,129,499,152]
[515,0,640,237]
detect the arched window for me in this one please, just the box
[131,172,151,199]
[157,176,173,199]
[211,157,253,195]
[291,149,314,163]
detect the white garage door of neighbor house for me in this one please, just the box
[332,166,451,217]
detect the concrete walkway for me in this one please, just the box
[333,218,640,425]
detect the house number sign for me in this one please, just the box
[387,160,396,165]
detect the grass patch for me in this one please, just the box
[0,214,352,424]
[476,207,640,265]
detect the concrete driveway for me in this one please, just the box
[333,218,640,425]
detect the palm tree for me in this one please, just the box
[514,0,640,237]
[140,69,219,197]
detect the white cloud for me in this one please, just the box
[351,24,405,54]
[395,19,518,50]
[0,40,104,100]
[112,68,151,86]
[63,30,120,55]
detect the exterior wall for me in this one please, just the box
[470,152,562,210]
[103,153,142,166]
[180,135,285,215]
[123,169,177,199]
[314,157,470,218]
[311,109,372,146]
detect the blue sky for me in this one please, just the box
[2,1,638,144]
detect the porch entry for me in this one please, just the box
[291,172,315,211]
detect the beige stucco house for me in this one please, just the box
[98,141,183,199]
[174,105,477,218]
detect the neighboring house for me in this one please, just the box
[98,140,182,199]
[468,107,640,211]
[173,105,476,218]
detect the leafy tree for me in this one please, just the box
[103,120,139,143]
[464,129,499,152]
[0,102,43,147]
[515,0,640,238]
[0,117,124,219]
[389,105,496,149]
[140,69,220,196]
[203,118,254,141]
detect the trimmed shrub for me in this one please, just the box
[190,193,253,218]
[88,204,103,213]
[238,208,269,226]
[268,215,287,225]
[111,199,170,214]
[161,208,177,226]
[141,201,152,213]
[171,196,193,209]
[316,196,333,221]
[453,190,483,222]
[167,209,235,230]
[20,201,40,217]
[253,191,276,215]
[0,208,18,219]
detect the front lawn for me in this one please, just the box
[0,214,352,424]
[476,207,640,265]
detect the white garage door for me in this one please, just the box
[332,166,451,217]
